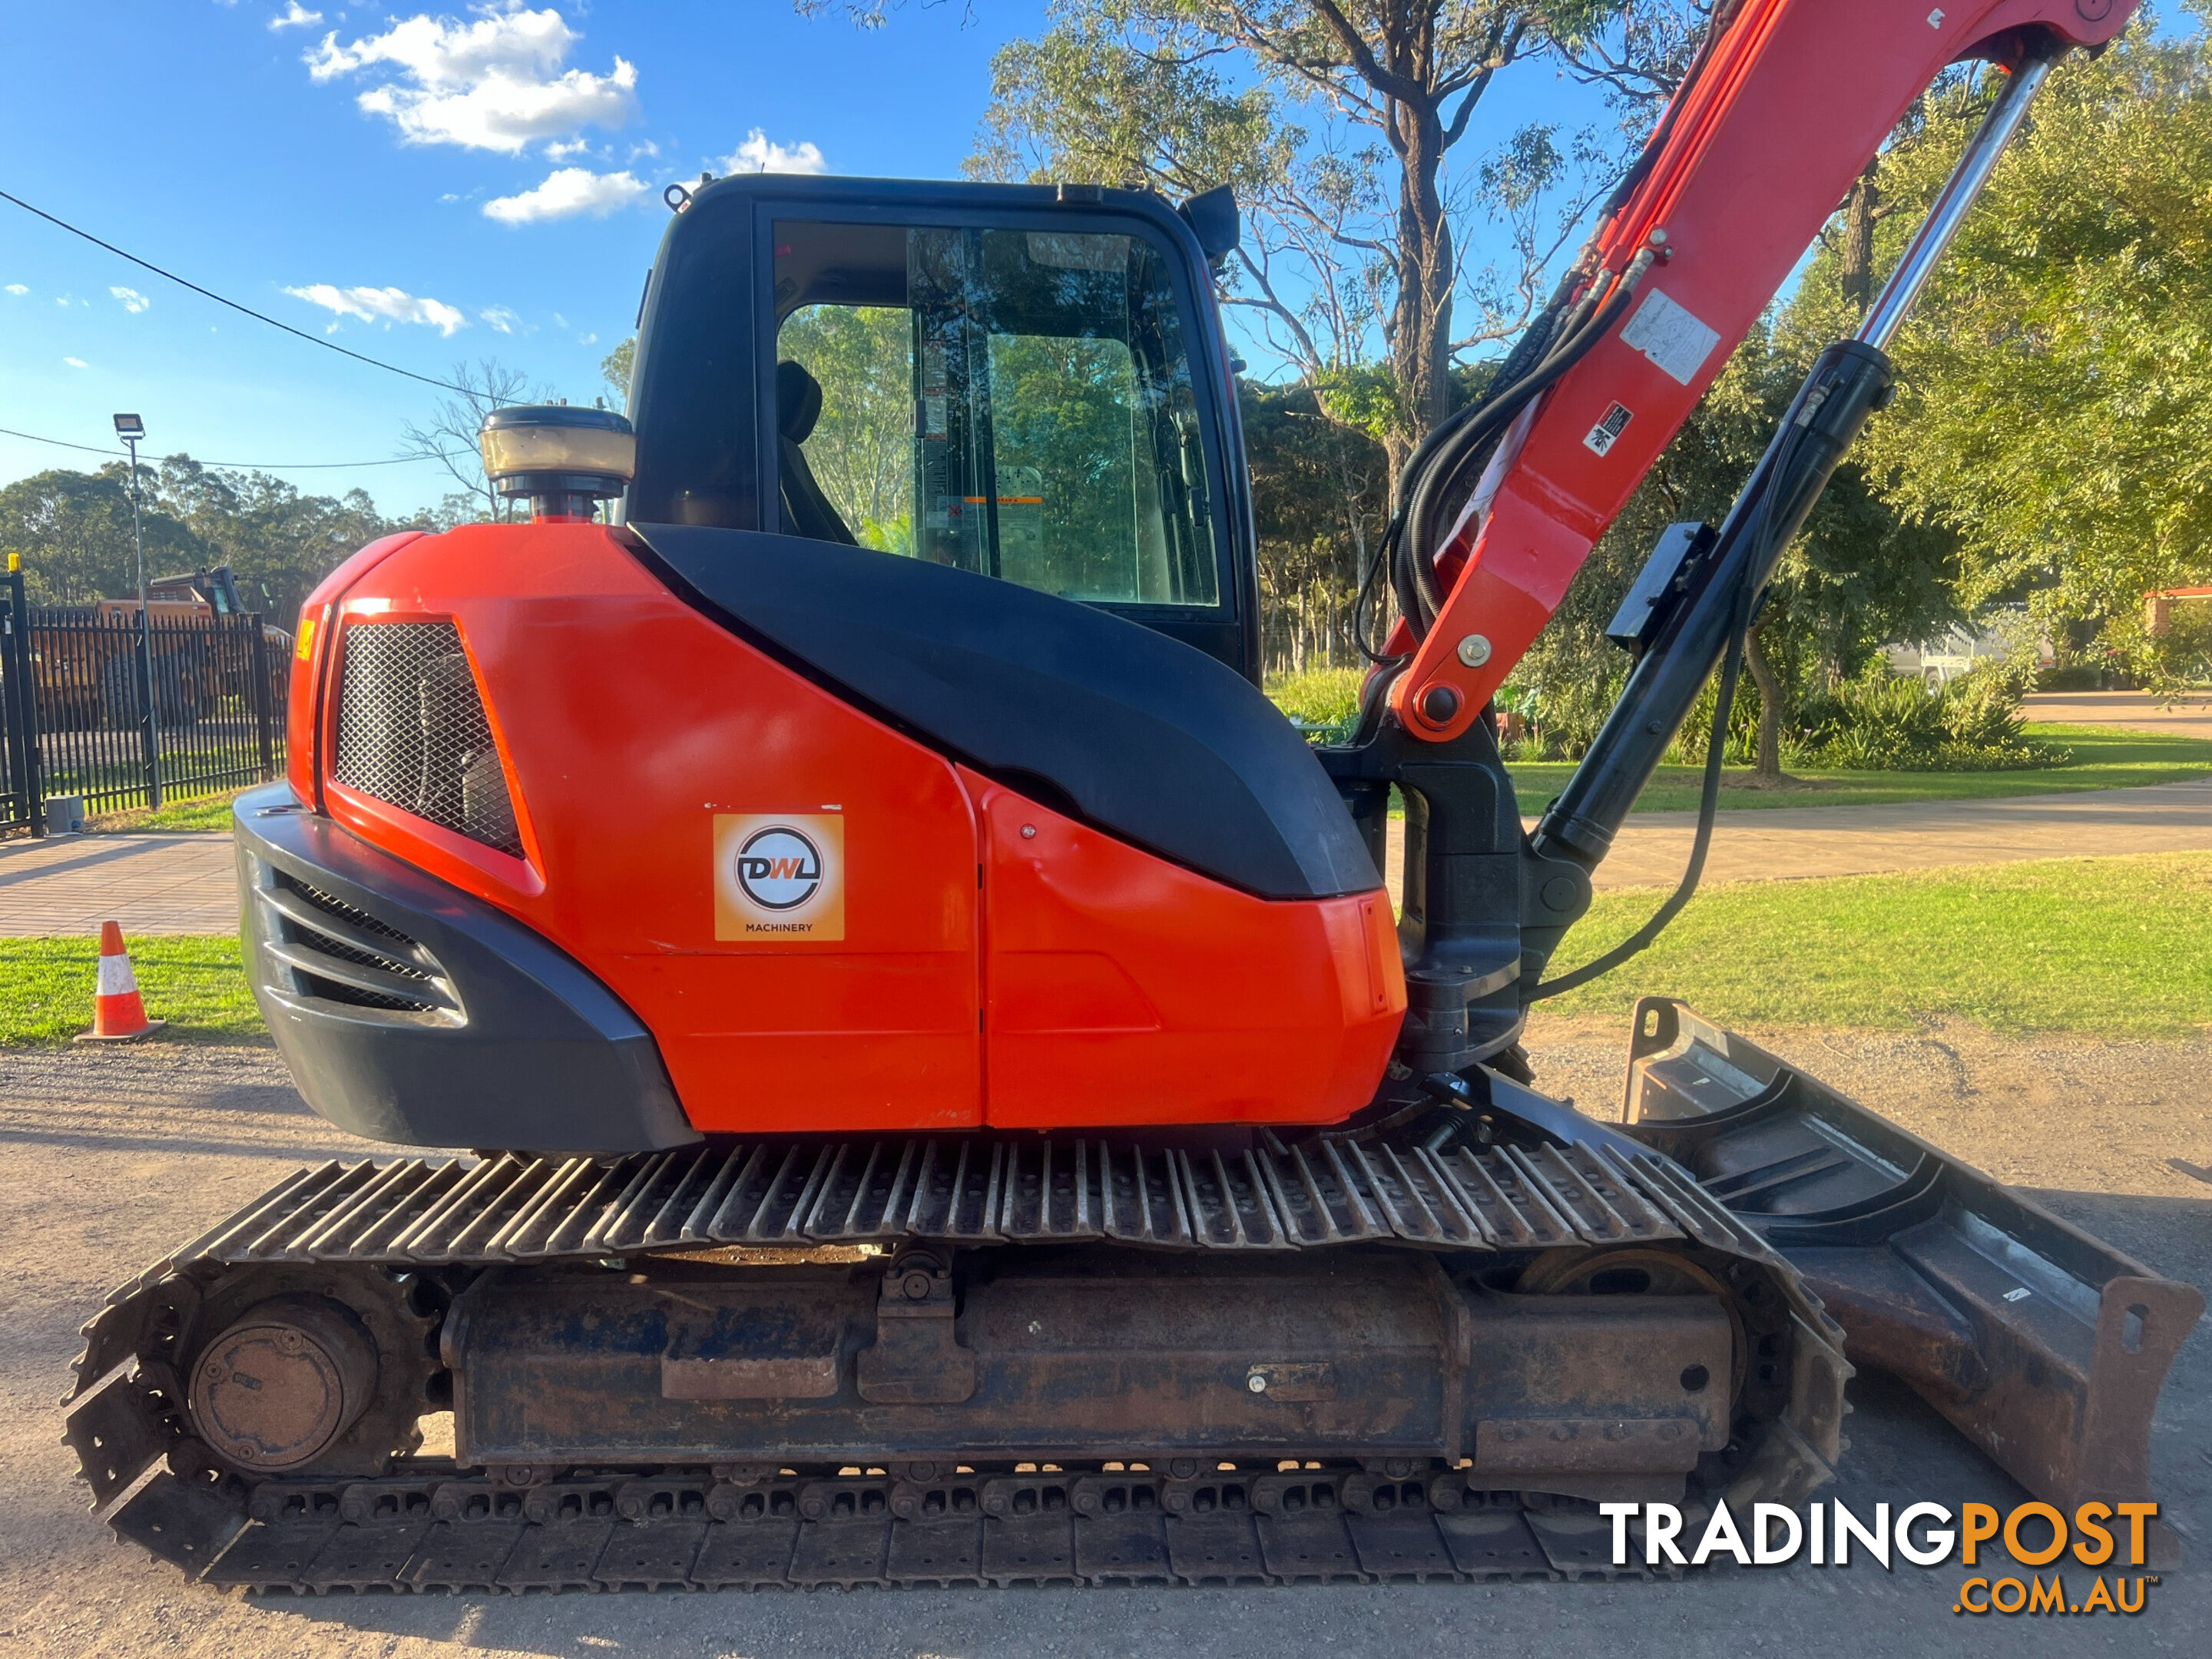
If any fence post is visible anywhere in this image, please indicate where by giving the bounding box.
[247,614,276,782]
[135,604,163,812]
[3,558,43,834]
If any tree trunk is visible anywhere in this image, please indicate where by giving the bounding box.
[1330,423,1369,584]
[1839,157,1880,315]
[1387,95,1455,479]
[1743,621,1786,782]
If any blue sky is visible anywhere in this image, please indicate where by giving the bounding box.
[2,2,1617,518]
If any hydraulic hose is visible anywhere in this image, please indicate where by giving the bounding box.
[1532,340,1894,873]
[1349,0,1744,667]
[1400,262,1643,630]
[1525,472,1767,1001]
[1521,341,1894,1000]
[1363,252,1652,658]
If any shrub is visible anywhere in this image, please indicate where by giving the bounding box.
[1495,670,1626,760]
[1267,665,1365,740]
[2150,603,2212,688]
[1790,668,2068,771]
[2036,662,2108,691]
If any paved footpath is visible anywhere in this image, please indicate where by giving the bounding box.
[1543,773,2212,889]
[0,833,237,936]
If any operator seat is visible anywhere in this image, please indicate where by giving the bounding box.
[776,360,858,546]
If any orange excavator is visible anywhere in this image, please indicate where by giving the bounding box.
[68,0,2199,1591]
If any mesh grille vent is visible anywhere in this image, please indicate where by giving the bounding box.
[331,621,524,856]
[293,919,435,983]
[296,963,438,1015]
[283,875,416,945]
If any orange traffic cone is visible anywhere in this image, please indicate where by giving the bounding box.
[75,922,166,1042]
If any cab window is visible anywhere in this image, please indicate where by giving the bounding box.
[770,220,1220,608]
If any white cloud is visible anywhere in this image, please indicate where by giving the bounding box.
[482,165,645,223]
[721,129,826,174]
[478,304,524,333]
[543,137,594,161]
[307,5,637,154]
[109,286,151,314]
[283,283,469,335]
[63,356,88,369]
[579,330,597,345]
[3,284,26,296]
[269,2,323,29]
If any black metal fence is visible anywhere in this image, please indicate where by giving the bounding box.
[1,567,39,833]
[0,572,288,833]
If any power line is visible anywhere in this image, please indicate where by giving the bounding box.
[0,186,476,396]
[0,423,472,472]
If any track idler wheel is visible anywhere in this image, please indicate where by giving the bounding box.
[186,1296,379,1473]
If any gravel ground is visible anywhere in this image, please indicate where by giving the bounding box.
[0,1031,2204,1658]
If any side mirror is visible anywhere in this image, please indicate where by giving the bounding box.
[1177,185,1240,264]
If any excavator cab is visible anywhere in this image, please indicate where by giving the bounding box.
[628,178,1259,677]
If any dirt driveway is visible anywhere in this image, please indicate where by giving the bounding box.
[2025,690,2212,739]
[0,1027,2204,1658]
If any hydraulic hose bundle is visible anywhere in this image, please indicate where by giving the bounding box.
[1352,252,1655,664]
[1350,6,1748,668]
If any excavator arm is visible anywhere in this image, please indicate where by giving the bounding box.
[1383,0,2135,744]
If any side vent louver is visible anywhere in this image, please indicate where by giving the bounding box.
[259,872,459,1019]
[331,620,524,856]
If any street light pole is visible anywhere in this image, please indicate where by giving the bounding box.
[113,414,161,810]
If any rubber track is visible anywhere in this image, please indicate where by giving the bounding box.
[160,1133,1773,1264]
[196,1468,1674,1591]
[67,1131,1849,1593]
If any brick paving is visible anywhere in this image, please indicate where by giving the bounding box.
[2024,688,2212,737]
[0,834,237,937]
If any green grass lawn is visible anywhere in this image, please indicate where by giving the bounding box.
[89,788,249,833]
[0,935,264,1045]
[1504,724,2212,815]
[1536,850,2212,1038]
[5,851,2206,1046]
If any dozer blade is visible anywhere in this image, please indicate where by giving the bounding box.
[1618,998,2202,1529]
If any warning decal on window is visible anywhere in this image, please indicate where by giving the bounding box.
[1584,402,1634,457]
[1620,289,1721,386]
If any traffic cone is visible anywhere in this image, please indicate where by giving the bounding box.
[74,922,166,1042]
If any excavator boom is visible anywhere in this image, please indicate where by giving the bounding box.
[1385,0,2133,742]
